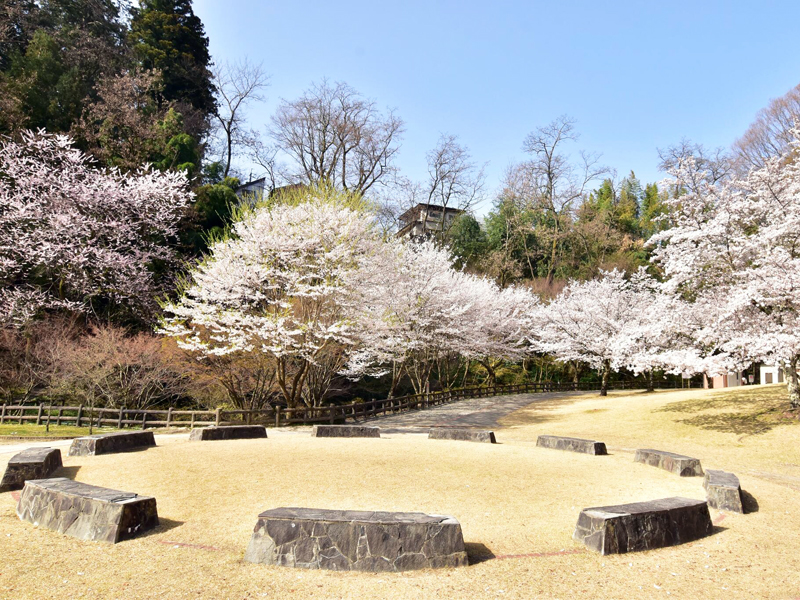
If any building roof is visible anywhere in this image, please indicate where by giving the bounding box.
[397,203,464,223]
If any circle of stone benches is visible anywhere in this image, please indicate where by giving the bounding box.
[0,448,62,493]
[428,428,496,443]
[189,425,267,441]
[244,507,468,571]
[68,431,156,457]
[573,497,712,554]
[311,425,381,438]
[536,435,607,455]
[16,477,158,543]
[634,448,704,477]
[704,469,745,513]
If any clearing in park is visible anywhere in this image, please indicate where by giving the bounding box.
[0,385,799,598]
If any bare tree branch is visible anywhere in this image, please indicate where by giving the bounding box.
[270,80,404,195]
[212,59,270,178]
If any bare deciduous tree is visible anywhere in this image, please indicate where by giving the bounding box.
[658,139,732,192]
[423,134,486,235]
[734,82,800,171]
[520,116,608,285]
[244,128,290,193]
[378,135,485,237]
[212,59,270,178]
[270,80,403,195]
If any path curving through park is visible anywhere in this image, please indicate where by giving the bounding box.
[360,390,589,432]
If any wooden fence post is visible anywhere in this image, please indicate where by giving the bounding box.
[215,407,221,426]
[166,407,173,428]
[76,404,83,428]
[36,404,43,426]
[118,407,124,429]
[275,407,281,428]
[190,412,195,429]
[0,403,5,424]
[141,412,147,430]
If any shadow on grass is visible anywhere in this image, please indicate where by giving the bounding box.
[656,386,796,436]
[140,518,184,537]
[55,465,80,479]
[742,490,760,514]
[499,394,589,428]
[465,542,495,565]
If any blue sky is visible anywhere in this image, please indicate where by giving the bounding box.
[194,0,800,213]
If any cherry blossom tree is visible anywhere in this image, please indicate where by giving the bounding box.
[343,238,537,394]
[650,133,800,407]
[534,269,650,396]
[0,130,191,327]
[459,281,538,386]
[342,239,470,395]
[159,189,387,408]
[617,272,732,390]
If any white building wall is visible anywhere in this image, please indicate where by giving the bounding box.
[759,365,784,385]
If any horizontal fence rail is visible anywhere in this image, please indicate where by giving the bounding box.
[0,379,700,431]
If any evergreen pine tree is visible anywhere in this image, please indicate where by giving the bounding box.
[129,0,216,118]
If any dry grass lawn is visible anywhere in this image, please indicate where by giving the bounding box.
[1,385,799,599]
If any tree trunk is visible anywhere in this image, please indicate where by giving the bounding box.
[600,360,610,397]
[480,360,496,387]
[572,361,579,389]
[647,370,655,393]
[787,355,800,409]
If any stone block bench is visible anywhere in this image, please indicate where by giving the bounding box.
[245,507,468,571]
[0,448,62,493]
[536,435,607,455]
[634,449,704,476]
[311,425,381,438]
[189,425,267,441]
[68,431,156,456]
[704,469,745,513]
[16,477,158,543]
[428,428,496,443]
[573,497,712,555]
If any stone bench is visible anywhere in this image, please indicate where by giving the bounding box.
[536,435,607,455]
[428,428,496,443]
[245,507,468,571]
[573,497,712,555]
[16,477,158,543]
[704,469,745,513]
[311,425,380,438]
[634,448,704,476]
[0,448,62,493]
[68,431,156,456]
[189,425,268,441]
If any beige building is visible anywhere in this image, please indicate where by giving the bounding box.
[396,203,463,238]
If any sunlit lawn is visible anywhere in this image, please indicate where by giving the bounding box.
[0,424,121,439]
[0,385,798,599]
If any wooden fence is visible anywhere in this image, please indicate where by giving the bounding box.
[0,379,698,431]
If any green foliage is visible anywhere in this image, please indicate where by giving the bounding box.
[1,30,83,131]
[129,0,216,116]
[182,177,240,255]
[0,0,129,135]
[202,161,225,185]
[153,109,199,175]
[448,213,487,269]
[640,182,668,238]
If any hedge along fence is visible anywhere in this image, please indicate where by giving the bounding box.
[0,379,698,431]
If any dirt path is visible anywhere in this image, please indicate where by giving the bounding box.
[360,390,588,431]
